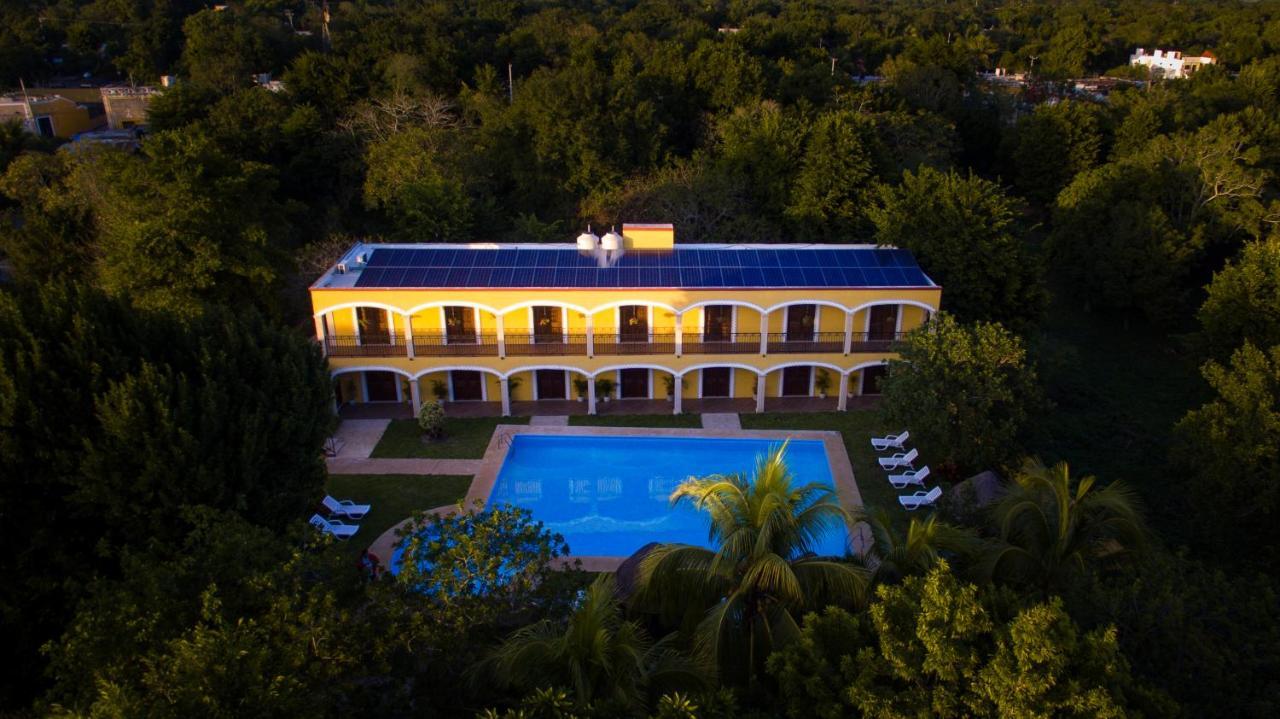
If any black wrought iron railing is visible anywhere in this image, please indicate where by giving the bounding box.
[325,334,403,357]
[683,332,762,355]
[412,332,500,357]
[766,332,847,354]
[592,329,676,355]
[504,333,590,356]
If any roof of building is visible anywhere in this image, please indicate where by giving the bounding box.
[314,242,937,290]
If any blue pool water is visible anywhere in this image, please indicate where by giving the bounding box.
[486,434,851,558]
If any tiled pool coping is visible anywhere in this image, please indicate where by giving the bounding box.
[369,425,867,572]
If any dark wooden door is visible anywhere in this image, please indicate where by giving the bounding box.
[357,307,391,344]
[704,305,732,340]
[533,306,562,342]
[620,369,649,398]
[701,367,732,397]
[535,369,567,400]
[861,365,887,395]
[365,371,399,402]
[444,306,476,343]
[619,305,648,341]
[451,370,484,400]
[868,305,899,341]
[786,305,816,341]
[781,366,812,396]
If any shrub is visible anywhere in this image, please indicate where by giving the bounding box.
[418,400,446,439]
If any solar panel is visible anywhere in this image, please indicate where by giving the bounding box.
[350,246,932,289]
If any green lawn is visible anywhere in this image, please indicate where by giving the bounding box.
[569,413,703,428]
[323,474,472,557]
[370,416,530,459]
[740,410,913,520]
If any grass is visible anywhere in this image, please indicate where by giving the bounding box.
[370,416,530,459]
[323,474,472,557]
[569,412,703,428]
[740,410,908,520]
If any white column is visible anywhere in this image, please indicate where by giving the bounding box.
[404,314,415,359]
[755,374,766,413]
[386,309,396,345]
[837,372,849,411]
[672,374,683,415]
[842,312,854,355]
[313,314,327,357]
[585,315,594,357]
[500,378,511,417]
[674,313,683,356]
[759,310,769,355]
[410,378,423,416]
[587,376,597,415]
[496,314,506,358]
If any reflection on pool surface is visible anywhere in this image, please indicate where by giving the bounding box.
[487,434,850,557]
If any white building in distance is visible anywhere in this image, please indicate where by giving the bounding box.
[1129,48,1216,79]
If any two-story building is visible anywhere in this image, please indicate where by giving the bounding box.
[308,224,941,417]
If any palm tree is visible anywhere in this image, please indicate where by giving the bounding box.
[977,458,1149,592]
[635,442,868,685]
[482,575,707,712]
[856,507,978,584]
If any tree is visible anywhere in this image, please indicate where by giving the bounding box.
[635,443,867,685]
[1198,234,1280,358]
[1174,342,1280,567]
[770,565,1159,718]
[362,126,475,241]
[89,129,294,317]
[179,8,275,92]
[785,110,882,240]
[881,314,1045,475]
[857,508,978,584]
[483,575,707,713]
[1010,100,1105,206]
[0,283,332,704]
[870,167,1045,332]
[0,151,95,285]
[978,459,1150,593]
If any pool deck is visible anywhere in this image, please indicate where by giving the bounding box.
[369,424,868,572]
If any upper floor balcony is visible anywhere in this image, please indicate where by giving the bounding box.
[316,301,919,361]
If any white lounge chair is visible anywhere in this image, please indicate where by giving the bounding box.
[899,486,942,511]
[310,514,359,539]
[871,430,910,451]
[888,466,930,489]
[322,495,371,519]
[878,447,918,470]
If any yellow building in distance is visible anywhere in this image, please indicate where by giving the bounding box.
[308,224,941,416]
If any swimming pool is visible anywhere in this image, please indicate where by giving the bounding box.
[486,434,851,558]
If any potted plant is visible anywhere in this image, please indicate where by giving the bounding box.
[661,374,687,402]
[815,369,831,399]
[595,377,615,402]
[573,377,589,402]
[507,375,523,397]
[430,379,448,401]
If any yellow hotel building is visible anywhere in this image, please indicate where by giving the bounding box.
[309,224,940,417]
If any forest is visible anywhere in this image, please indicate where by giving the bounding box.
[2,1,1280,717]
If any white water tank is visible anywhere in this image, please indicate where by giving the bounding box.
[601,229,623,251]
[576,228,600,252]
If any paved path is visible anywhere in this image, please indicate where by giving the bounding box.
[530,415,569,426]
[326,457,482,475]
[330,419,390,459]
[701,412,741,430]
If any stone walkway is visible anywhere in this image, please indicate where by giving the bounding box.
[330,419,390,459]
[530,415,569,426]
[701,412,741,430]
[326,457,482,475]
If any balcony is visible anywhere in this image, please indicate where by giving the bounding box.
[683,332,762,355]
[767,332,846,354]
[412,332,500,357]
[593,329,676,355]
[504,333,589,356]
[325,334,404,358]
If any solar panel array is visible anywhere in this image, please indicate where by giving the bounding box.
[354,247,932,289]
